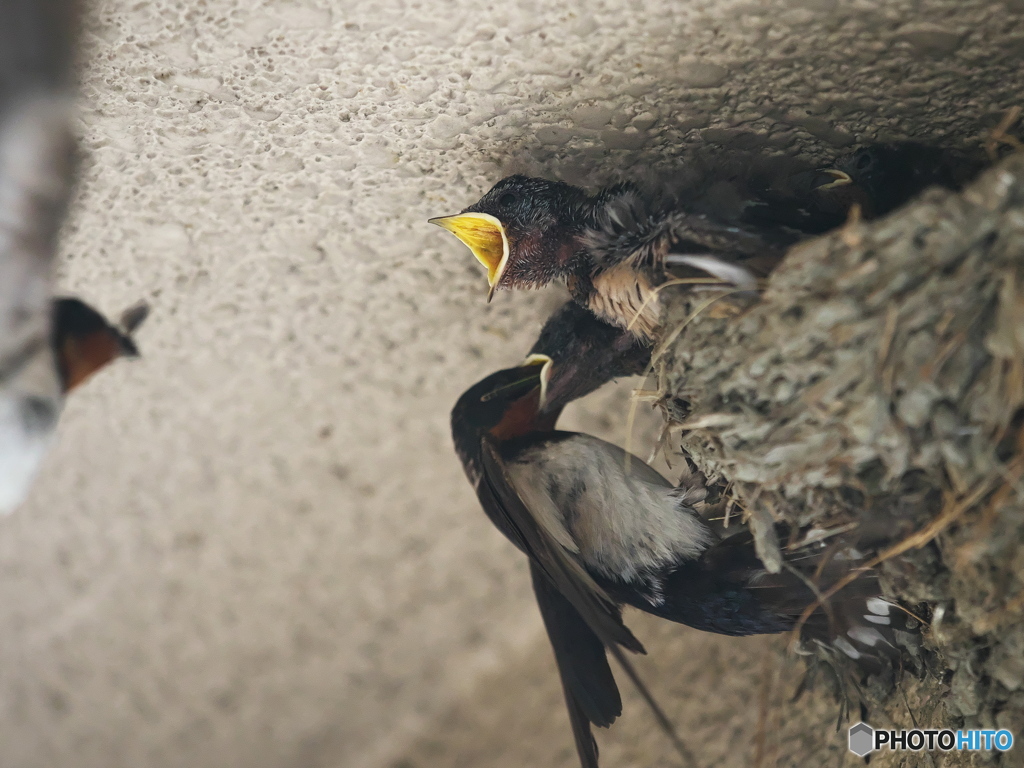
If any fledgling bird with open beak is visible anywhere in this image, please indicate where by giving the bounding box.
[431,144,987,339]
[432,175,793,340]
[0,297,147,513]
[451,302,910,768]
[742,141,989,230]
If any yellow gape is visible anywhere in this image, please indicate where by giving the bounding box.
[429,212,510,300]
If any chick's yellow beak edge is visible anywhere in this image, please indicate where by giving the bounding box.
[430,212,509,300]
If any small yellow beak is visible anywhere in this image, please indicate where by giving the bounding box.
[429,212,509,301]
[816,169,854,190]
[521,353,553,408]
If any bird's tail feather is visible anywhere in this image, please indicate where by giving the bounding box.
[752,540,918,674]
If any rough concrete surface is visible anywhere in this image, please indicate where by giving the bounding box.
[2,1,1023,767]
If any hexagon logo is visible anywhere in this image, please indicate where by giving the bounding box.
[848,722,874,757]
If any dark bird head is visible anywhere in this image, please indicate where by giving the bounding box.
[430,175,591,299]
[834,144,939,198]
[51,297,149,392]
[451,355,554,481]
[827,144,895,216]
[530,303,651,416]
[797,146,924,203]
[830,142,985,217]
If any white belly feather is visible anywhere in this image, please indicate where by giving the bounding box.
[507,434,713,582]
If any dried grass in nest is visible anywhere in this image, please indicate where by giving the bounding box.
[652,152,1024,738]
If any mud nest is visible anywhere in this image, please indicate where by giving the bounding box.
[653,151,1024,760]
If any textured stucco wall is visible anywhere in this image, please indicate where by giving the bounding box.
[2,1,1022,767]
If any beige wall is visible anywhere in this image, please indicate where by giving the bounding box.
[2,0,1021,766]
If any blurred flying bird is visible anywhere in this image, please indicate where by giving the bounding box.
[0,296,147,513]
[0,0,82,514]
[52,297,148,392]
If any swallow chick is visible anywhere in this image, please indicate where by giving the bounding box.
[825,141,988,219]
[432,176,792,339]
[432,144,988,338]
[452,302,910,767]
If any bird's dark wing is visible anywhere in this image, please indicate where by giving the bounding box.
[656,213,792,292]
[583,185,792,277]
[693,528,836,623]
[531,562,621,768]
[698,529,858,621]
[671,529,910,670]
[480,436,644,654]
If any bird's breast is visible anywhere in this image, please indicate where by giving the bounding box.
[506,435,713,583]
[588,262,661,340]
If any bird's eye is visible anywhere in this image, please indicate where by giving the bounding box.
[856,152,873,171]
[498,192,517,207]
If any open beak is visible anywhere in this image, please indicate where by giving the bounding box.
[480,354,552,409]
[520,353,553,409]
[815,169,853,190]
[429,212,509,301]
